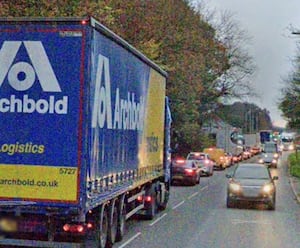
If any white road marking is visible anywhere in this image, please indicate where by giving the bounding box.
[118,232,141,248]
[232,219,272,225]
[149,213,167,226]
[172,200,185,210]
[188,192,199,199]
[200,185,208,191]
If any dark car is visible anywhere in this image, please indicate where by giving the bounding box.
[171,159,201,185]
[258,142,279,168]
[226,163,278,210]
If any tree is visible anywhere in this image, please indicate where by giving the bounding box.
[279,45,300,129]
[191,2,257,127]
[0,0,247,154]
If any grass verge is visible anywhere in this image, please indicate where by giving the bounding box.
[288,152,300,178]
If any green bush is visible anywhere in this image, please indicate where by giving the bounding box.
[288,153,300,178]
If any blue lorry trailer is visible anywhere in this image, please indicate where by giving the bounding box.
[0,17,172,247]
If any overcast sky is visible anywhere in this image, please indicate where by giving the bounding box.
[197,0,300,128]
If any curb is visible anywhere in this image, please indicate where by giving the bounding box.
[287,159,300,204]
[289,176,300,204]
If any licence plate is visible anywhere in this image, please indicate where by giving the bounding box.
[172,175,184,180]
[243,188,259,197]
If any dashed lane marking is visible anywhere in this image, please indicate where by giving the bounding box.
[172,200,185,210]
[232,219,272,225]
[149,213,167,226]
[188,192,199,199]
[117,232,141,248]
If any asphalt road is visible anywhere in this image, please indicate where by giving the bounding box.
[115,153,300,248]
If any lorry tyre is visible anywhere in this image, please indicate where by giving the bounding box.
[107,199,118,247]
[98,204,108,248]
[158,182,169,210]
[116,194,126,242]
[145,184,158,220]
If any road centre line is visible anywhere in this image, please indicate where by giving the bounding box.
[172,200,185,210]
[118,232,141,248]
[200,185,208,191]
[188,192,199,199]
[149,213,167,226]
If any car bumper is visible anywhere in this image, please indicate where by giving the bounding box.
[199,167,210,175]
[228,192,274,204]
[171,174,195,182]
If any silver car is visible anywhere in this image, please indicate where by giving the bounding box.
[186,152,214,176]
[226,163,278,210]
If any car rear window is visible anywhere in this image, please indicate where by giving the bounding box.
[187,154,205,160]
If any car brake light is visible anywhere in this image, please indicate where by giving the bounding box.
[184,168,194,174]
[63,224,85,233]
[81,19,88,25]
[145,196,152,202]
[176,159,185,164]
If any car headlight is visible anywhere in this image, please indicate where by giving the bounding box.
[258,158,264,163]
[280,145,284,149]
[229,183,241,192]
[272,159,277,164]
[262,183,274,194]
[273,153,279,158]
[289,145,294,150]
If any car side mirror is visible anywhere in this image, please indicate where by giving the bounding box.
[272,176,279,180]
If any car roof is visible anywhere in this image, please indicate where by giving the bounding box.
[173,159,195,166]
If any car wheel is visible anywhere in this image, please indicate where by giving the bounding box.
[268,195,276,210]
[226,196,235,208]
[190,176,197,186]
[196,174,200,184]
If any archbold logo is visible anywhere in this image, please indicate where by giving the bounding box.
[0,41,61,92]
[0,41,68,114]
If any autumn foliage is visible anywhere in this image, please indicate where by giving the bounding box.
[0,0,234,154]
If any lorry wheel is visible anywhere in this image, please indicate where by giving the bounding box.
[157,182,169,210]
[116,195,126,242]
[98,204,108,248]
[145,184,158,220]
[107,199,118,247]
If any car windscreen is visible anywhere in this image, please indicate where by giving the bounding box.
[264,144,277,153]
[234,166,270,179]
[187,154,205,160]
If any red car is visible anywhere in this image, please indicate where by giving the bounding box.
[171,159,201,185]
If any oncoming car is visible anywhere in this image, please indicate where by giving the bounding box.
[226,163,278,210]
[258,142,279,168]
[171,159,201,185]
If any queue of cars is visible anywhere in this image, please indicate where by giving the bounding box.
[171,143,281,210]
[171,145,261,185]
